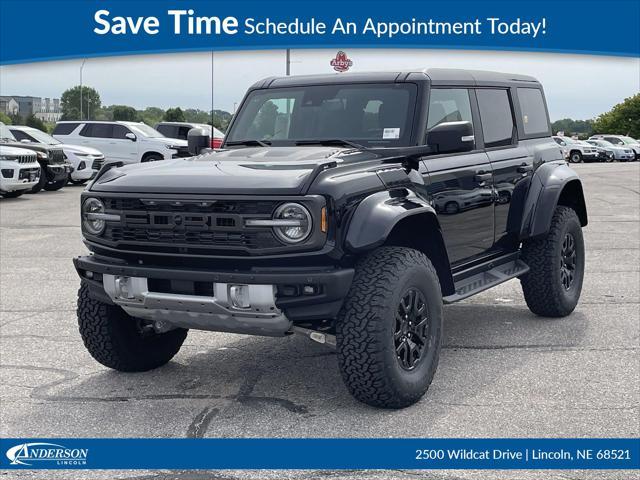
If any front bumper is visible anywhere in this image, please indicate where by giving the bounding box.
[0,164,40,192]
[74,255,354,336]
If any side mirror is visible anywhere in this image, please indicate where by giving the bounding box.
[187,127,211,156]
[125,132,136,141]
[427,121,474,154]
[20,139,32,143]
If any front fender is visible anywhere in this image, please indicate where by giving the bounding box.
[520,161,587,239]
[345,189,436,251]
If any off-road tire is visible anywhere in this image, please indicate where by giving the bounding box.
[77,283,188,371]
[336,246,443,409]
[520,206,584,317]
[1,190,25,198]
[44,178,67,191]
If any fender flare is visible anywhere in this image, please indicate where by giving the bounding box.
[345,190,437,252]
[520,162,588,239]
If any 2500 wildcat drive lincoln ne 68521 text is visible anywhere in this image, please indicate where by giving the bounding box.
[74,69,587,409]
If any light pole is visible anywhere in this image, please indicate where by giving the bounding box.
[286,49,290,76]
[79,59,86,120]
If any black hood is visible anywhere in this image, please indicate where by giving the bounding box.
[91,146,346,195]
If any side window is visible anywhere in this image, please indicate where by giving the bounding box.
[517,88,550,136]
[427,89,474,148]
[476,89,515,148]
[80,124,112,138]
[605,136,623,145]
[11,130,32,142]
[112,125,130,139]
[52,123,79,135]
[177,126,192,140]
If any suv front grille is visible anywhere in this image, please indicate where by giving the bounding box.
[16,154,37,164]
[92,158,105,170]
[49,148,65,164]
[96,197,283,254]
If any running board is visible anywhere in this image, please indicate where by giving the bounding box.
[443,259,529,304]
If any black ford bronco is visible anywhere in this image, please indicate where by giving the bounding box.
[74,69,587,408]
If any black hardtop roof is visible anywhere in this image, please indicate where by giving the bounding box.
[252,68,540,89]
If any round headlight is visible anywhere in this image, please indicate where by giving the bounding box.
[273,203,312,244]
[82,197,106,235]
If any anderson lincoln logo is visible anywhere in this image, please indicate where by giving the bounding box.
[330,51,353,72]
[6,443,88,466]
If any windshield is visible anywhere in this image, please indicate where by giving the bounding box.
[226,83,417,147]
[620,136,638,144]
[597,140,614,147]
[20,127,60,145]
[0,124,17,141]
[129,124,165,138]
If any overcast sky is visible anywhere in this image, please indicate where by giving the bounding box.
[1,49,638,120]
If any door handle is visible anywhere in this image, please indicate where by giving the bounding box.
[517,164,533,173]
[474,172,492,183]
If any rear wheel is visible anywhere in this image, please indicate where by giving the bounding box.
[336,246,443,408]
[520,206,585,317]
[77,283,188,372]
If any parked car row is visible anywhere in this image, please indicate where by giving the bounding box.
[553,134,639,163]
[1,120,227,199]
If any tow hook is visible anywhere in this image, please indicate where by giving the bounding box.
[293,326,336,348]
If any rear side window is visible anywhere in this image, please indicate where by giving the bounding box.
[517,88,550,136]
[177,126,192,140]
[476,89,515,148]
[53,123,79,135]
[80,124,112,138]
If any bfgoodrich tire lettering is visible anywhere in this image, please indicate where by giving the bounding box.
[77,283,187,372]
[520,206,585,317]
[336,246,443,408]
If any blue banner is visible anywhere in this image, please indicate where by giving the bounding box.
[0,0,638,64]
[1,438,639,470]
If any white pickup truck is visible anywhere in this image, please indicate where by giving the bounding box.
[552,136,600,163]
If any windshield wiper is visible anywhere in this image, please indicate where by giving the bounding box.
[295,139,366,149]
[225,139,271,147]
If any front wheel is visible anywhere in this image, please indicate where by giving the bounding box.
[520,206,585,317]
[336,246,443,409]
[44,177,67,191]
[77,284,188,371]
[1,190,25,198]
[569,151,583,163]
[69,178,88,185]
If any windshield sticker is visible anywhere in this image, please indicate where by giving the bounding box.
[383,128,400,139]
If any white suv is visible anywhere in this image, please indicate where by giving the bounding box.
[53,121,189,164]
[588,135,640,160]
[9,125,105,185]
[0,145,41,198]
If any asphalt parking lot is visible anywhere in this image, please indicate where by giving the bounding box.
[1,162,638,480]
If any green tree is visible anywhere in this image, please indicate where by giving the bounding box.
[139,107,165,127]
[25,114,47,131]
[551,118,594,138]
[0,112,11,125]
[60,85,101,120]
[592,94,640,139]
[164,107,185,122]
[112,105,138,121]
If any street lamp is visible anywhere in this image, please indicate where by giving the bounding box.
[79,59,86,120]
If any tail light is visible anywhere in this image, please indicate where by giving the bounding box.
[211,137,223,149]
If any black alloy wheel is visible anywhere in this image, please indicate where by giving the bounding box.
[394,288,430,370]
[560,232,577,290]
